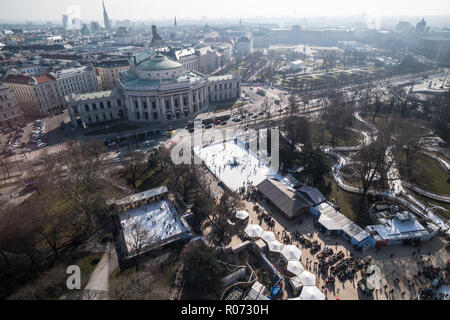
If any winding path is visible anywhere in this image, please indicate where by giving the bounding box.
[323,111,449,233]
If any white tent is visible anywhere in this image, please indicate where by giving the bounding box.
[300,286,325,300]
[286,261,305,276]
[244,224,264,238]
[281,245,302,261]
[235,210,249,220]
[261,231,276,243]
[267,240,284,253]
[296,270,316,286]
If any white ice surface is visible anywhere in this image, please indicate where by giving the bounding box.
[194,139,282,192]
[120,199,186,252]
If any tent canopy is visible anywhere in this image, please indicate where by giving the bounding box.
[236,210,249,220]
[296,270,316,286]
[261,231,276,243]
[300,286,325,300]
[267,240,284,253]
[281,245,302,261]
[287,260,305,276]
[244,224,264,238]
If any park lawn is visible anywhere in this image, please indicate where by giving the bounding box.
[137,166,170,192]
[326,178,372,227]
[310,123,361,147]
[109,249,180,300]
[7,251,103,299]
[405,154,450,197]
[84,124,139,136]
[360,113,429,135]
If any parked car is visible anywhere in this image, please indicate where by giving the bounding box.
[36,142,47,149]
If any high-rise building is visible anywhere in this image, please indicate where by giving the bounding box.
[103,0,111,32]
[62,15,68,29]
[415,18,427,33]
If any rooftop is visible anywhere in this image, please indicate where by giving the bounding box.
[208,74,237,82]
[120,69,206,90]
[134,53,182,71]
[93,59,129,68]
[67,88,120,102]
[257,178,312,218]
[109,186,168,206]
[316,202,370,239]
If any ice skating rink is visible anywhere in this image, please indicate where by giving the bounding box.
[194,139,282,192]
[120,199,187,251]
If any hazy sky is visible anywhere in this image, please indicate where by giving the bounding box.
[1,0,450,22]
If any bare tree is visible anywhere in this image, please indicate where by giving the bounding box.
[121,151,146,189]
[43,140,110,238]
[354,141,388,198]
[126,218,156,272]
[288,94,297,116]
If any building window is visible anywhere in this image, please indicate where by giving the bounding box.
[100,102,104,109]
[92,103,97,111]
[85,104,89,112]
[117,99,122,106]
[107,101,112,108]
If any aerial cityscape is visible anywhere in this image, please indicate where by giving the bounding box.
[0,0,450,305]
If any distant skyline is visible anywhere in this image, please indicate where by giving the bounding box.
[1,0,450,23]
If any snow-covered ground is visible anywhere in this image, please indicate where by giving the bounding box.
[194,139,282,192]
[120,199,187,252]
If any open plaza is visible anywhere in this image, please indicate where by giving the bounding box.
[191,132,449,300]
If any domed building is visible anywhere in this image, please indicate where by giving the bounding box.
[119,51,209,122]
[66,51,240,127]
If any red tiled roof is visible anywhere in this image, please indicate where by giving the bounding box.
[34,75,53,83]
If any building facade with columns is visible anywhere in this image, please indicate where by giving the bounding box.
[66,51,240,128]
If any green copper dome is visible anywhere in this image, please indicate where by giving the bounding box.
[135,54,182,71]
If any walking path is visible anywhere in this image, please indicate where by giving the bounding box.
[323,111,449,233]
[82,243,118,300]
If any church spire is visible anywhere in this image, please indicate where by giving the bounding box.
[102,0,111,31]
[174,15,177,26]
